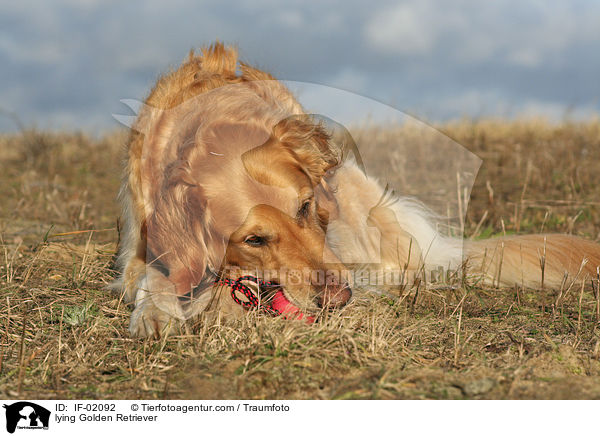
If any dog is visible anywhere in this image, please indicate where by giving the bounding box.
[112,42,600,337]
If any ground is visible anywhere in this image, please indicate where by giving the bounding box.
[1,119,600,399]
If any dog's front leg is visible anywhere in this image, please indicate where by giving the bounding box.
[129,267,186,338]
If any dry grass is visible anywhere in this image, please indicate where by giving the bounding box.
[1,119,600,399]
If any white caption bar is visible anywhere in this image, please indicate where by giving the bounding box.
[0,400,595,435]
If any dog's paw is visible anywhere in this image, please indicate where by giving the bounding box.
[128,271,185,338]
[129,296,181,338]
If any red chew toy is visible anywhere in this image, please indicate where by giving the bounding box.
[271,290,315,324]
[216,275,315,324]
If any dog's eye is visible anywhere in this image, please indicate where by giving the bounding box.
[298,200,311,218]
[244,235,266,247]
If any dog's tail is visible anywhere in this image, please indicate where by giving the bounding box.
[463,234,600,288]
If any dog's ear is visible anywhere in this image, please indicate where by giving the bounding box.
[272,116,340,185]
[145,158,209,296]
[315,176,339,228]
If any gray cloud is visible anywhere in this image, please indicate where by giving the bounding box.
[0,0,598,132]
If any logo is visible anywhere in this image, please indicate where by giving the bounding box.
[2,402,50,434]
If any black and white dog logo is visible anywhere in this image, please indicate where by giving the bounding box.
[2,402,50,434]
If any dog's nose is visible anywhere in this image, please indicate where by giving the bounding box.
[317,282,352,309]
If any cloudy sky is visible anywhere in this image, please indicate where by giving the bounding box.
[0,0,599,132]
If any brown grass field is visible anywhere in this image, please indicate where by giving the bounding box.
[1,118,600,399]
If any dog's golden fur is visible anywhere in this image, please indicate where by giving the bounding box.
[113,43,600,337]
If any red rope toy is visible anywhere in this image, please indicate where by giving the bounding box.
[215,275,315,323]
[215,275,281,315]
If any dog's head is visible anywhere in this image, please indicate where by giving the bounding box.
[144,114,352,315]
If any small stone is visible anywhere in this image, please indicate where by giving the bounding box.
[462,378,496,396]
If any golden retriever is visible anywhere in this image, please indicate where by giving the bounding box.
[112,42,600,337]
